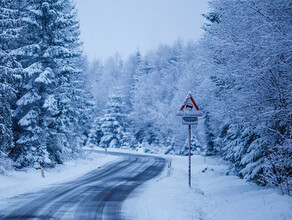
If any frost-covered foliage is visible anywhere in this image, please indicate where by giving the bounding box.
[0,0,23,171]
[85,0,291,194]
[11,0,84,167]
[86,119,103,148]
[88,42,207,153]
[98,89,135,149]
[0,0,94,170]
[179,133,204,156]
[200,0,292,194]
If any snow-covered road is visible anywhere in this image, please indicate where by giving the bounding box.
[0,150,291,220]
[0,151,166,219]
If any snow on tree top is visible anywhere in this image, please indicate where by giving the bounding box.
[35,68,53,84]
[16,91,41,106]
[24,63,42,77]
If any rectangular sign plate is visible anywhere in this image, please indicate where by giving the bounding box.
[182,117,198,125]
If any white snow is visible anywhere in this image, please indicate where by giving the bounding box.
[16,91,41,107]
[123,154,292,220]
[43,46,71,58]
[9,44,40,57]
[0,150,119,208]
[23,62,42,77]
[0,149,291,220]
[43,95,59,115]
[35,68,53,84]
[18,109,38,126]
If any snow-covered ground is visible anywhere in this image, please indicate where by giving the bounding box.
[123,155,292,220]
[0,150,119,207]
[1,149,291,220]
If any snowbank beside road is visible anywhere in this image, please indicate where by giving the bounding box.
[123,155,292,220]
[0,150,119,206]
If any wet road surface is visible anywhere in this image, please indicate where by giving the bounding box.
[0,151,166,220]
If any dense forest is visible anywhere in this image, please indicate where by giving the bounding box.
[0,0,291,195]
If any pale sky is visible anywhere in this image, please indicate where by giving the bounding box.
[75,0,209,60]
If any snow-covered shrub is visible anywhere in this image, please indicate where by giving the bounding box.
[0,153,14,175]
[263,143,292,196]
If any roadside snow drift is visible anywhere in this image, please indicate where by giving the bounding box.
[123,155,292,220]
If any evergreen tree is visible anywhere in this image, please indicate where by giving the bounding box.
[11,0,86,167]
[180,133,203,156]
[201,0,292,192]
[99,90,133,149]
[86,118,103,148]
[0,0,24,170]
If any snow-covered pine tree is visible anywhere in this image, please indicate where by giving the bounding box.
[81,58,105,147]
[9,0,51,167]
[180,132,203,156]
[12,62,52,167]
[202,0,292,192]
[0,77,15,172]
[86,118,103,148]
[39,0,86,164]
[0,0,24,170]
[11,0,86,167]
[99,89,133,149]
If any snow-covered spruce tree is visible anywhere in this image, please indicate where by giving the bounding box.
[39,0,86,164]
[180,133,203,156]
[11,0,86,167]
[0,0,25,171]
[0,78,15,172]
[82,58,106,148]
[63,55,96,150]
[202,0,292,191]
[99,89,133,149]
[9,0,50,168]
[81,58,102,139]
[86,118,103,148]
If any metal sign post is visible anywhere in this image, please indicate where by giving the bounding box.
[188,124,191,187]
[177,92,203,188]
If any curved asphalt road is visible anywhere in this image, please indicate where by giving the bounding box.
[0,151,166,220]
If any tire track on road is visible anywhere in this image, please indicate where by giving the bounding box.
[1,152,166,220]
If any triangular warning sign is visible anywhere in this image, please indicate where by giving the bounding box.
[177,92,203,117]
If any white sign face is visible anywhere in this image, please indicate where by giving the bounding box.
[182,117,198,125]
[177,92,203,117]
